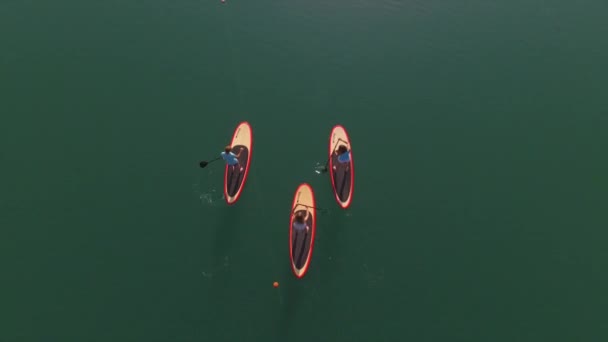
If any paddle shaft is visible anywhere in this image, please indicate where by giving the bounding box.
[323,139,342,171]
[200,156,221,168]
[294,204,329,213]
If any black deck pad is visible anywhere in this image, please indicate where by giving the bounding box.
[331,155,352,202]
[291,209,313,269]
[226,145,249,197]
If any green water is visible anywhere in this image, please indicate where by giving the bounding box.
[1,0,607,341]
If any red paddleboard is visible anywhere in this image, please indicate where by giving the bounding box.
[289,183,317,278]
[224,122,253,205]
[328,125,354,209]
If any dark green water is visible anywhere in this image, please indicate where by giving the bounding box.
[1,0,607,341]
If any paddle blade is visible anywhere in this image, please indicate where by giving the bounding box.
[314,164,328,174]
[199,161,208,168]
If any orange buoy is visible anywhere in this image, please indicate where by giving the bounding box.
[273,281,279,288]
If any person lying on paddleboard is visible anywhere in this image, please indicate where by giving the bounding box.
[221,145,243,171]
[333,144,351,172]
[292,211,310,233]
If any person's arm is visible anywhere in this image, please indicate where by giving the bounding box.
[231,147,243,158]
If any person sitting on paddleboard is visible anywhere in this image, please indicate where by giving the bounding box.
[333,144,351,172]
[292,211,310,233]
[221,145,243,171]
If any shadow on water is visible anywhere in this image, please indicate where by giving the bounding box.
[275,272,310,341]
[211,205,241,266]
[206,202,243,298]
[204,203,244,340]
[316,202,347,307]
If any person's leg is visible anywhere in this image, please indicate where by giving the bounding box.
[230,161,241,172]
[333,158,342,171]
[232,153,243,171]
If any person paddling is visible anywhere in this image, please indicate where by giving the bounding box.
[221,145,243,171]
[292,211,310,233]
[333,144,351,172]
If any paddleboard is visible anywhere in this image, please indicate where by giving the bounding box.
[328,125,354,209]
[224,121,253,205]
[289,183,317,278]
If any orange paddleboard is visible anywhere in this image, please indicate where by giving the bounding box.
[289,183,317,278]
[224,122,253,205]
[328,125,354,208]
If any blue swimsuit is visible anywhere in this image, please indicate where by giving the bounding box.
[337,151,350,163]
[221,151,239,166]
[293,221,307,231]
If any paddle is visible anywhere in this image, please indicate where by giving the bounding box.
[293,204,330,214]
[316,140,341,174]
[199,157,221,168]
